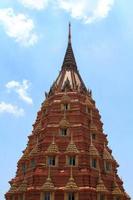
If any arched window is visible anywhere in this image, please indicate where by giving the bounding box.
[44,192,50,200]
[61,103,70,111]
[60,128,68,136]
[104,161,111,172]
[64,103,69,110]
[91,158,97,169]
[68,156,76,166]
[48,156,56,166]
[92,133,96,140]
[68,192,75,200]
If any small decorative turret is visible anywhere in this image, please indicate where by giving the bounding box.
[103,143,113,160]
[29,137,39,156]
[61,92,71,103]
[46,135,59,154]
[9,182,18,193]
[59,112,70,129]
[41,167,55,191]
[66,133,79,154]
[17,179,27,192]
[96,172,108,193]
[89,135,99,157]
[65,167,79,191]
[90,110,98,132]
[112,174,124,196]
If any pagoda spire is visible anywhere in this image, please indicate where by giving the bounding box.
[68,22,71,44]
[62,23,77,70]
[5,23,130,200]
[48,23,88,94]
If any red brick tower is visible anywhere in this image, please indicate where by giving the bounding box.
[5,24,130,200]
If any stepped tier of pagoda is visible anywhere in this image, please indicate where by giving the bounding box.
[5,24,130,200]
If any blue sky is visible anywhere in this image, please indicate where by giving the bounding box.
[0,0,133,199]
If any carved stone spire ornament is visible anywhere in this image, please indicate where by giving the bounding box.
[66,132,79,154]
[89,134,99,157]
[46,134,59,154]
[41,167,55,191]
[112,173,124,196]
[96,172,108,193]
[65,167,79,191]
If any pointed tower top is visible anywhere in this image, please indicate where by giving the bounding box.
[62,23,77,70]
[48,23,88,95]
[68,22,71,44]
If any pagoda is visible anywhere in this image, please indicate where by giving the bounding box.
[5,24,130,200]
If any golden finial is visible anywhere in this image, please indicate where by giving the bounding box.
[47,166,51,180]
[70,132,73,144]
[52,133,55,144]
[70,166,74,180]
[98,171,102,181]
[64,108,66,119]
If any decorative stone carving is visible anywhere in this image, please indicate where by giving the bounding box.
[17,179,27,192]
[59,113,70,128]
[66,133,79,154]
[41,167,55,191]
[96,173,108,193]
[9,182,18,193]
[46,136,59,154]
[61,93,71,103]
[65,167,79,191]
[89,136,99,157]
[103,144,113,160]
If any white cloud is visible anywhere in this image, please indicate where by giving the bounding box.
[0,8,38,46]
[19,0,49,10]
[0,102,24,117]
[6,80,33,105]
[57,0,114,23]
